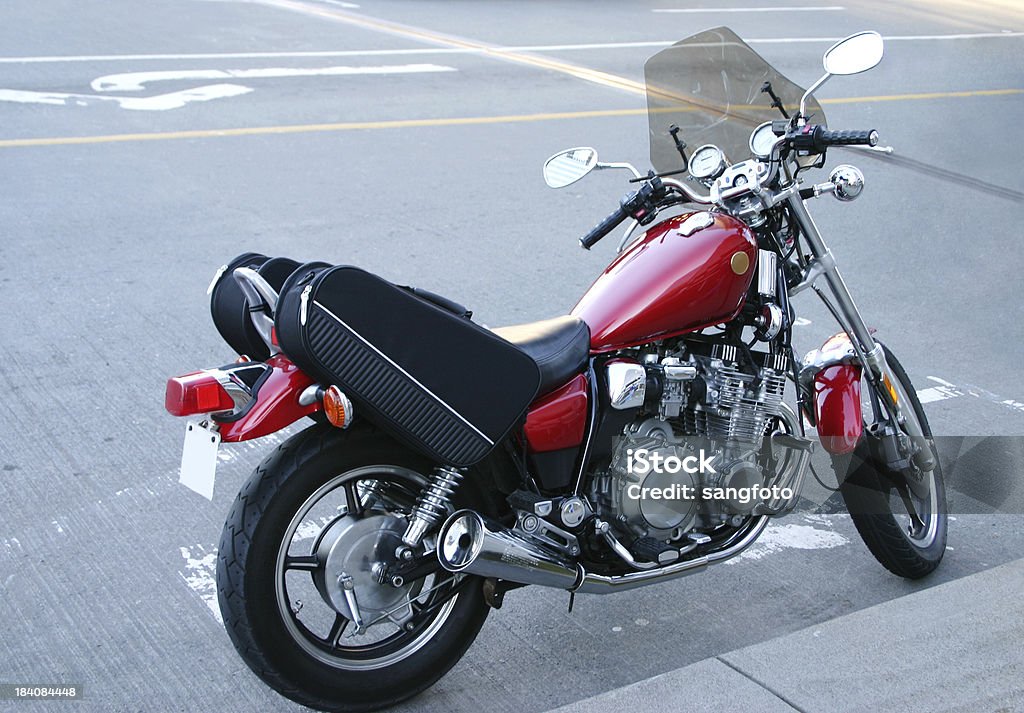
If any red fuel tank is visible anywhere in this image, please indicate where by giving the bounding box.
[572,212,757,352]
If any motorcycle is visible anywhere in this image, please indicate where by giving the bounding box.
[165,27,946,712]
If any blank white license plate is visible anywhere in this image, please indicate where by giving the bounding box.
[179,421,220,500]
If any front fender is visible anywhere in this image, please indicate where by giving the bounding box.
[800,333,863,455]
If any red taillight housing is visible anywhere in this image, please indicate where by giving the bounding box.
[165,371,235,417]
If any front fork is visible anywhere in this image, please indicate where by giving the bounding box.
[786,195,934,487]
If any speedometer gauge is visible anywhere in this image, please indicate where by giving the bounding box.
[688,145,726,180]
[749,121,780,160]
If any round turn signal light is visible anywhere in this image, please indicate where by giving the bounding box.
[323,385,354,429]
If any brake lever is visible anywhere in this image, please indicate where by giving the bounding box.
[615,218,640,253]
[845,144,895,155]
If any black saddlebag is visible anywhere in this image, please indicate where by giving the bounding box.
[209,254,306,360]
[209,252,269,359]
[276,266,542,467]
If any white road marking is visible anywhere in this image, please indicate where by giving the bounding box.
[295,516,333,541]
[653,6,845,13]
[1,33,1020,64]
[179,545,223,624]
[0,84,252,111]
[793,317,812,327]
[912,375,1024,415]
[925,376,1024,415]
[2,64,454,112]
[91,63,456,92]
[726,515,849,564]
[917,383,963,404]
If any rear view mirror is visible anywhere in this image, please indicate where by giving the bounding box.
[543,147,598,188]
[823,31,884,76]
[800,31,884,117]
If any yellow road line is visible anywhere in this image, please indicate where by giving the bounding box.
[820,88,1022,103]
[0,89,1019,149]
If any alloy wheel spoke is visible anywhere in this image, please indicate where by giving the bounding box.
[284,555,319,571]
[895,483,926,534]
[343,480,365,517]
[326,613,349,647]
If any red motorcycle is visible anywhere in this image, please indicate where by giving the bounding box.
[166,27,946,712]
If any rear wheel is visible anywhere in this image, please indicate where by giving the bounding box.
[834,346,948,579]
[217,424,490,712]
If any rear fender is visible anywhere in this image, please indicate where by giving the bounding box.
[213,355,321,442]
[800,333,863,455]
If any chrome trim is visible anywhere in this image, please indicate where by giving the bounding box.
[233,267,279,313]
[678,211,715,237]
[558,496,589,530]
[298,384,323,407]
[517,511,581,557]
[799,72,832,121]
[437,509,770,595]
[829,164,865,201]
[574,516,769,594]
[324,385,354,429]
[594,160,643,179]
[571,362,600,495]
[615,218,641,254]
[438,511,584,590]
[606,361,646,410]
[789,249,835,296]
[595,519,658,571]
[757,249,777,298]
[207,364,266,412]
[402,466,465,548]
[314,301,495,447]
[756,303,784,340]
[232,267,279,352]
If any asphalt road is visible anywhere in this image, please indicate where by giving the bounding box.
[0,0,1022,711]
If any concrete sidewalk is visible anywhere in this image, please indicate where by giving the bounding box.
[549,558,1024,713]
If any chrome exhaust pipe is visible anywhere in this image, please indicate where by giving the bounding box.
[438,510,584,590]
[437,509,770,594]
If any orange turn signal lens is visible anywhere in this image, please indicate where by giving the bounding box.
[882,373,899,405]
[323,385,353,429]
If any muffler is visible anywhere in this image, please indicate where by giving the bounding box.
[438,510,584,590]
[437,509,769,594]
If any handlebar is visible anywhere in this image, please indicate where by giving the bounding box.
[577,123,879,249]
[580,205,630,249]
[789,125,878,153]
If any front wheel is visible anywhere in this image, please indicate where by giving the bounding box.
[217,424,490,712]
[834,346,948,579]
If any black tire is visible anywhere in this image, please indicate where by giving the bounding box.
[835,346,947,579]
[217,423,491,712]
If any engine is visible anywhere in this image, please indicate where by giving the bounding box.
[590,344,804,544]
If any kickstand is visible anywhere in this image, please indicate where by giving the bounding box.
[567,591,575,614]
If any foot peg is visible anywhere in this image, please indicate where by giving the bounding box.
[630,536,680,565]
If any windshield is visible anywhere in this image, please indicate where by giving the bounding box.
[645,27,825,173]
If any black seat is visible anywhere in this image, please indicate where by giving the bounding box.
[493,316,590,396]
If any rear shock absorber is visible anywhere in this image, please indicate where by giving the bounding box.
[400,466,465,553]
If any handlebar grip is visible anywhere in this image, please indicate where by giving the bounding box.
[819,128,879,147]
[790,125,879,152]
[580,205,629,250]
